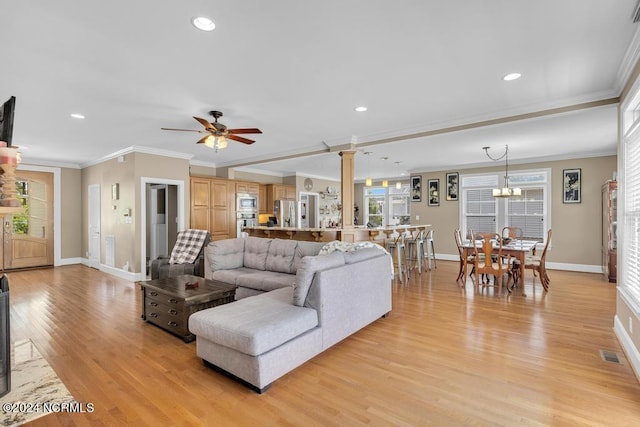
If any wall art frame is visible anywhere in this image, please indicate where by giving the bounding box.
[428,178,440,206]
[446,172,458,201]
[410,175,422,202]
[563,168,581,203]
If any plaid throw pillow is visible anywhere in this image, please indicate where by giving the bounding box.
[169,229,209,264]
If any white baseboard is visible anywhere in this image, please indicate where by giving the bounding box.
[614,315,640,383]
[57,257,84,266]
[545,262,603,274]
[78,258,143,281]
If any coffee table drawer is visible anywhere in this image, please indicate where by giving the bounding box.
[145,307,188,337]
[145,289,186,312]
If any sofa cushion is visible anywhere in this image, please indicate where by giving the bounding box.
[236,270,296,292]
[293,251,345,306]
[211,267,256,285]
[243,237,272,271]
[208,239,245,271]
[266,239,298,274]
[188,287,318,356]
[292,241,325,272]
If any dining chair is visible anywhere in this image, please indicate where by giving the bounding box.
[512,229,552,291]
[454,228,477,283]
[501,226,524,242]
[472,232,513,292]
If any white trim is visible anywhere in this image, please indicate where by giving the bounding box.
[139,177,185,278]
[614,315,640,383]
[619,287,640,318]
[616,25,640,95]
[19,158,81,169]
[81,146,193,169]
[17,164,62,267]
[59,257,83,266]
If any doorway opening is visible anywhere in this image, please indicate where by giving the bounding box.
[140,178,185,279]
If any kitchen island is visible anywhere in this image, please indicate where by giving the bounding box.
[243,224,431,243]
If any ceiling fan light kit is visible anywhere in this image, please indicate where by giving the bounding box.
[161,110,261,152]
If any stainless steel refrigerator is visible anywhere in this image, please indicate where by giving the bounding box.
[274,200,300,228]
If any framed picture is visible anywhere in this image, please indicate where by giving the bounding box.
[428,179,440,206]
[563,168,581,203]
[446,172,459,201]
[410,175,422,202]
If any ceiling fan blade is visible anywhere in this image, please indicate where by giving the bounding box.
[193,116,215,130]
[195,135,213,145]
[161,127,206,133]
[228,128,262,135]
[227,134,255,144]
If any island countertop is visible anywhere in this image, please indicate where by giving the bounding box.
[243,224,432,242]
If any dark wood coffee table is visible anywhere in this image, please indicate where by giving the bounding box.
[138,275,236,342]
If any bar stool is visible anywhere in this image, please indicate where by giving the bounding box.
[406,229,427,274]
[424,228,437,270]
[385,233,409,283]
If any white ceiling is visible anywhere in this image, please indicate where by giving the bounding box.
[1,1,638,181]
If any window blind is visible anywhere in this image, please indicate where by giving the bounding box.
[622,126,640,304]
[507,188,544,240]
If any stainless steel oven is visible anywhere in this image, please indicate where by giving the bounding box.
[237,212,257,236]
[236,193,258,212]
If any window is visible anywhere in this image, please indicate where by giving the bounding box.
[460,170,550,242]
[363,184,410,226]
[620,90,640,309]
[364,187,385,227]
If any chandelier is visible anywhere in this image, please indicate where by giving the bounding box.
[482,145,521,198]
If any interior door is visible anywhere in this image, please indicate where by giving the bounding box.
[3,171,54,270]
[88,184,100,269]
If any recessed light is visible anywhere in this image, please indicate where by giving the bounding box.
[354,106,368,112]
[192,16,215,31]
[503,73,521,81]
[70,113,85,119]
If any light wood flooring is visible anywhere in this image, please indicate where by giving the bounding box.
[7,261,640,426]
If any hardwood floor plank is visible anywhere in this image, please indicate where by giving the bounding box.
[5,263,640,426]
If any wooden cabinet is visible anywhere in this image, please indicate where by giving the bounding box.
[236,182,259,194]
[602,180,617,283]
[258,184,267,214]
[190,177,235,241]
[264,184,296,215]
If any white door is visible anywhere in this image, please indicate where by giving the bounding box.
[88,184,100,269]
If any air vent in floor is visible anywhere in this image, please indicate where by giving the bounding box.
[599,349,622,364]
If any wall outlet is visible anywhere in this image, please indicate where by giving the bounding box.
[630,317,633,334]
[415,215,420,221]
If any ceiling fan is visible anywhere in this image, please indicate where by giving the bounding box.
[161,110,262,151]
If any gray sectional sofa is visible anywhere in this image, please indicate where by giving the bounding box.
[188,237,392,393]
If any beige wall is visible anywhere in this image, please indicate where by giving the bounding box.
[81,153,190,274]
[408,155,616,266]
[60,167,82,259]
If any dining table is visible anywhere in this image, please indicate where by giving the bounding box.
[462,239,539,296]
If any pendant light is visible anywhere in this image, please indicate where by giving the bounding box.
[482,145,521,197]
[363,151,372,186]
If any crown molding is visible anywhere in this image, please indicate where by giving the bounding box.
[616,25,640,94]
[80,145,193,168]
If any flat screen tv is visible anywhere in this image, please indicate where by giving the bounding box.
[0,96,16,147]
